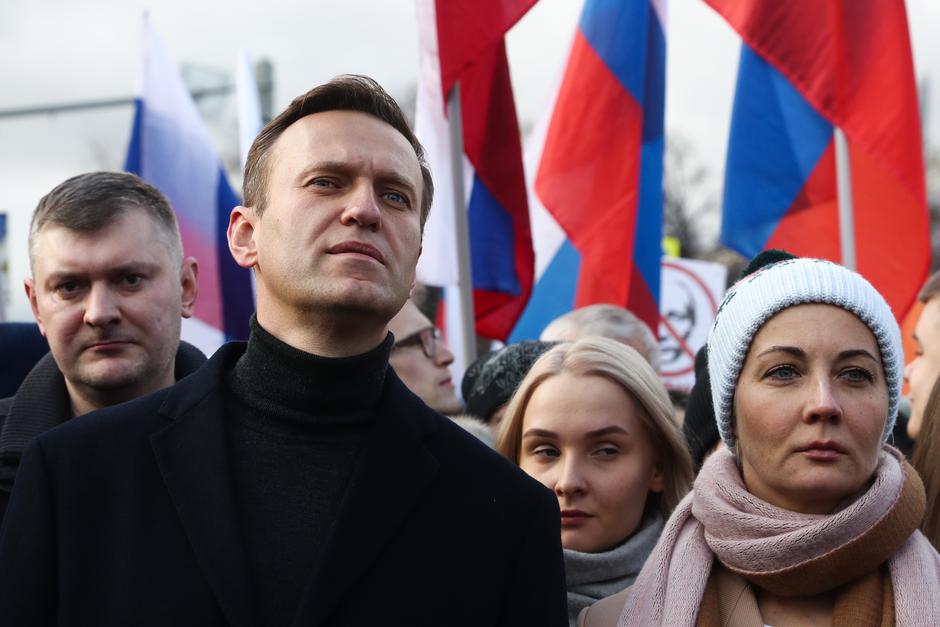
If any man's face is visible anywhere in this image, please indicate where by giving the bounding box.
[905,298,940,438]
[25,210,196,406]
[388,301,462,415]
[248,110,423,324]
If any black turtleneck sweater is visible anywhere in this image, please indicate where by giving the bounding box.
[225,316,391,627]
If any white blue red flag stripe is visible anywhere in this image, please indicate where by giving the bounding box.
[511,0,666,340]
[712,0,928,319]
[415,0,536,343]
[125,17,253,353]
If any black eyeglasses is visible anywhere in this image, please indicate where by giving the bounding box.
[392,326,441,360]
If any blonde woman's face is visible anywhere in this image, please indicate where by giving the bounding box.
[518,373,663,553]
[733,304,888,515]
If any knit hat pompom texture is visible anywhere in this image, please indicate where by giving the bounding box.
[707,258,903,449]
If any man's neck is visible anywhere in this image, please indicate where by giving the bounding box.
[65,372,175,418]
[255,306,389,358]
[68,394,107,418]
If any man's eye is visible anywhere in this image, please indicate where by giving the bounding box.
[56,281,82,296]
[310,178,338,189]
[382,191,410,206]
[122,274,144,288]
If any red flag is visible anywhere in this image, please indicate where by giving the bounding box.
[436,0,537,96]
[432,0,537,339]
[709,0,929,319]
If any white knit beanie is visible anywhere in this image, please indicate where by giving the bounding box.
[707,258,903,449]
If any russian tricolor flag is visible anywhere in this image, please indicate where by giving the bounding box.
[125,16,254,354]
[415,0,537,372]
[511,0,666,341]
[712,0,929,319]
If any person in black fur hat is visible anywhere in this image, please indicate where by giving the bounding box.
[462,340,558,430]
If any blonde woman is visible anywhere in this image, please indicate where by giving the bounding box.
[496,337,693,626]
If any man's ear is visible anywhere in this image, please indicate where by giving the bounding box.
[179,257,199,319]
[23,278,46,337]
[228,206,258,269]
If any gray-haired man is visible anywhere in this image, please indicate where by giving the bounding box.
[0,171,204,522]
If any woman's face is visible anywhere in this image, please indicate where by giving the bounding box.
[734,304,888,514]
[518,373,663,552]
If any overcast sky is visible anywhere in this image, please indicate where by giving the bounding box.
[1,0,938,321]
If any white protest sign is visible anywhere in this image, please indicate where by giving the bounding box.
[658,257,727,392]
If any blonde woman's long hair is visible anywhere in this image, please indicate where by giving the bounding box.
[495,337,693,516]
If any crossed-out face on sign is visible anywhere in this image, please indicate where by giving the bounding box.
[658,259,726,390]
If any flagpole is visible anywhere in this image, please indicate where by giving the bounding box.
[834,127,856,271]
[446,81,478,363]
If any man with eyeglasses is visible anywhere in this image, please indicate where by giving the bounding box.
[388,299,462,415]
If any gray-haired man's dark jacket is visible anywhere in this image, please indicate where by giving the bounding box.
[0,341,206,523]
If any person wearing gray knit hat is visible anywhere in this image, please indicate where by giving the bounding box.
[707,256,904,450]
[580,257,940,627]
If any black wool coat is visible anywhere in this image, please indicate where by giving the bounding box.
[0,341,207,523]
[0,343,568,626]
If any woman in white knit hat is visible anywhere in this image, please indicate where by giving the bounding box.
[579,257,940,627]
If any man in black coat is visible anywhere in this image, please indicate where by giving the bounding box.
[0,75,568,626]
[0,171,204,523]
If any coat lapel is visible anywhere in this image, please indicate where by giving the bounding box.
[150,345,255,627]
[292,373,440,626]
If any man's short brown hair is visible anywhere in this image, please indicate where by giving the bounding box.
[920,270,940,304]
[243,74,434,228]
[29,171,182,268]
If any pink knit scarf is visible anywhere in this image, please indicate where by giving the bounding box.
[617,447,940,626]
